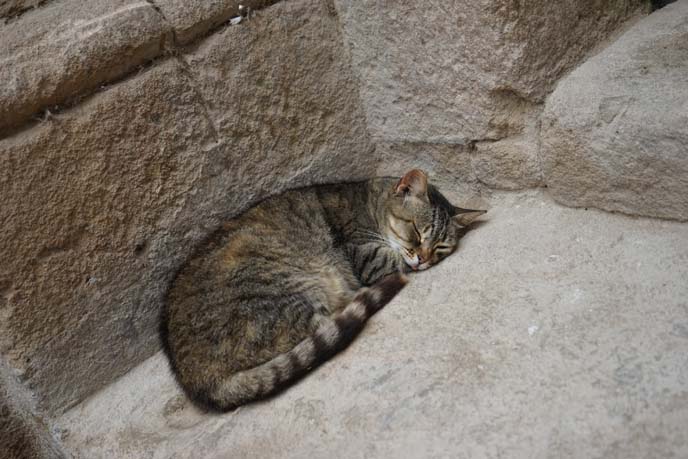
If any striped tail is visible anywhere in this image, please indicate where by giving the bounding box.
[206,273,409,411]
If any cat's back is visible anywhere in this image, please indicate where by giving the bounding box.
[217,180,372,253]
[166,187,339,304]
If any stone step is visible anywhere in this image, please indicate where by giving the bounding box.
[58,190,688,459]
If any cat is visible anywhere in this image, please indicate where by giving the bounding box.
[160,169,485,411]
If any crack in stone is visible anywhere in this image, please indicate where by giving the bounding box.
[143,0,180,46]
[173,54,221,144]
[0,57,166,140]
[131,1,223,143]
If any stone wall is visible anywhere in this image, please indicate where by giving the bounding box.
[335,0,650,189]
[336,0,649,143]
[5,0,686,452]
[0,0,374,419]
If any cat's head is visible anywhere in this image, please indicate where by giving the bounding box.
[383,169,485,271]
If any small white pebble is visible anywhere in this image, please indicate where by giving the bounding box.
[528,325,539,336]
[230,16,242,25]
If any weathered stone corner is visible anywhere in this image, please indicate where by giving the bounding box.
[541,0,688,221]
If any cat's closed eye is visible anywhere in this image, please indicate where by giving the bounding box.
[434,243,453,254]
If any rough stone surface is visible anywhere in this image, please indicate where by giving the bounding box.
[472,137,544,190]
[374,142,481,200]
[334,0,650,143]
[0,0,374,416]
[0,59,217,415]
[0,358,66,459]
[181,0,374,191]
[542,1,688,221]
[152,0,280,45]
[471,107,544,190]
[58,190,688,459]
[0,0,172,135]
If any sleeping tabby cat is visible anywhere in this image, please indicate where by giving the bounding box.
[161,169,484,411]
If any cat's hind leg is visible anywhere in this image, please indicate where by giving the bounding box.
[207,273,408,410]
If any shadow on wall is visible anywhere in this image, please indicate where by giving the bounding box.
[653,0,677,9]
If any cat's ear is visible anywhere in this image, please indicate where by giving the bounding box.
[394,169,428,199]
[452,206,486,226]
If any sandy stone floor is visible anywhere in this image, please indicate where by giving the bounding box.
[58,190,688,459]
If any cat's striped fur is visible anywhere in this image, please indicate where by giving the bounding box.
[161,170,484,411]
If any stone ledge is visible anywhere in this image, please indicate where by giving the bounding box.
[0,0,172,136]
[58,190,688,459]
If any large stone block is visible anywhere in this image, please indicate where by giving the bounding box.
[182,0,375,189]
[0,0,171,135]
[0,59,219,415]
[334,0,650,144]
[541,0,688,221]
